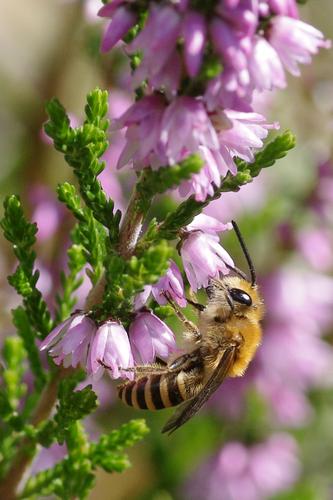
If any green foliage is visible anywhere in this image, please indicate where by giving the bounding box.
[100,239,172,322]
[45,88,121,243]
[0,195,53,338]
[150,131,296,241]
[54,375,98,444]
[20,420,149,499]
[136,155,203,212]
[55,242,86,322]
[57,183,106,285]
[90,419,149,473]
[12,307,46,391]
[0,338,26,428]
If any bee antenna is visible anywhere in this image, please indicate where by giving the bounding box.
[231,220,256,286]
[225,263,248,281]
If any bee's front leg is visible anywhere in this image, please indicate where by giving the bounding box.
[163,292,202,342]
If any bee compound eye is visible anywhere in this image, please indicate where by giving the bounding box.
[229,288,252,306]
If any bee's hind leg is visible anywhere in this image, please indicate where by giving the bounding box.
[98,360,171,379]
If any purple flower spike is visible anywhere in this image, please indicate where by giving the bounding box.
[129,311,177,364]
[180,215,234,291]
[183,11,207,77]
[89,321,134,380]
[152,260,187,308]
[99,5,137,53]
[40,313,96,369]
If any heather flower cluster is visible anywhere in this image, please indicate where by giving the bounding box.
[99,0,329,201]
[40,214,233,379]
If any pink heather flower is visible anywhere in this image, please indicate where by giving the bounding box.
[184,434,300,500]
[213,109,279,175]
[204,68,253,112]
[179,150,222,201]
[129,311,177,363]
[215,0,259,34]
[268,0,299,18]
[183,11,207,77]
[112,95,166,170]
[40,313,96,368]
[269,16,331,77]
[129,4,181,90]
[160,97,219,165]
[134,261,186,309]
[99,3,137,53]
[249,36,286,91]
[180,215,233,290]
[88,320,134,380]
[152,260,187,307]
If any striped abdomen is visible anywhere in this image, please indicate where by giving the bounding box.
[118,372,188,411]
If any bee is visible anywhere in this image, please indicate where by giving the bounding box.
[116,221,264,434]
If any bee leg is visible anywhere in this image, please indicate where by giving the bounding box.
[186,297,205,312]
[98,360,169,376]
[126,365,169,375]
[168,351,202,372]
[163,292,201,342]
[187,290,205,312]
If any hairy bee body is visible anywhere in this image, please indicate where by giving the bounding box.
[116,222,265,433]
[118,277,264,416]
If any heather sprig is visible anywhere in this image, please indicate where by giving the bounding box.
[1,195,53,339]
[45,89,121,243]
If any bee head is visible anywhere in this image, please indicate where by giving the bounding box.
[205,276,264,323]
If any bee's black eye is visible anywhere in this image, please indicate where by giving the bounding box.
[229,288,252,306]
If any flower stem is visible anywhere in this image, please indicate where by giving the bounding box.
[86,179,154,309]
[117,185,146,259]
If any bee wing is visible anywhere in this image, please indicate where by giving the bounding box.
[161,347,236,435]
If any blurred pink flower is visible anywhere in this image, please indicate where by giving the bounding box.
[249,36,286,91]
[264,268,333,334]
[31,443,67,475]
[268,0,298,17]
[297,227,333,271]
[180,215,233,290]
[40,313,96,368]
[184,434,300,500]
[269,16,331,77]
[88,320,134,380]
[30,185,65,242]
[99,2,137,53]
[129,311,177,363]
[183,11,207,77]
